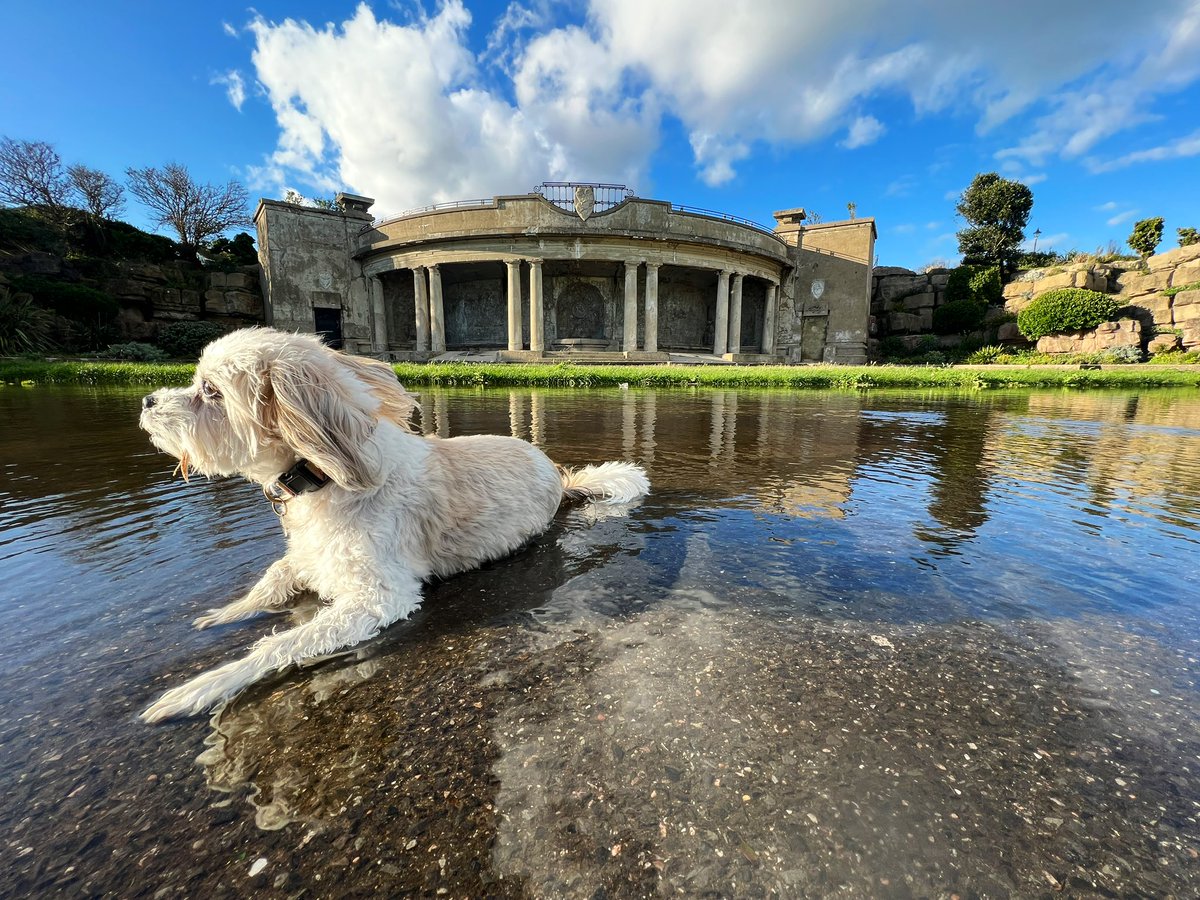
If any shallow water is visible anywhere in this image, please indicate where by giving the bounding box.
[1,384,1199,897]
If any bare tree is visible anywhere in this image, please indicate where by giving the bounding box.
[0,137,72,216]
[68,164,124,219]
[125,162,250,251]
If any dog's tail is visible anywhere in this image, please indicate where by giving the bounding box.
[560,461,650,505]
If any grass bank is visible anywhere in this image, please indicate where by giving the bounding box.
[4,359,1200,390]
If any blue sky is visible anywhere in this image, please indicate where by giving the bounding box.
[3,1,1198,269]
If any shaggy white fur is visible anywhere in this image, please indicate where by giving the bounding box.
[138,327,649,722]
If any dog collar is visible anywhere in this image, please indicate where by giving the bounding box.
[262,459,330,517]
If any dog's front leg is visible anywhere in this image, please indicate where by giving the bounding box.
[141,568,422,723]
[193,557,301,629]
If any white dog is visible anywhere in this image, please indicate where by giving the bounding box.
[138,327,649,722]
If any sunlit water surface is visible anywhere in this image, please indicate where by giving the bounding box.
[2,385,1198,897]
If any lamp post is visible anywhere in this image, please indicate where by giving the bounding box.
[1033,228,1042,253]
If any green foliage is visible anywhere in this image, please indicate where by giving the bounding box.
[967,266,1002,306]
[9,275,118,322]
[1147,350,1200,365]
[98,341,168,362]
[943,266,975,304]
[205,231,257,266]
[156,320,223,358]
[0,291,56,354]
[1164,281,1200,299]
[96,219,180,262]
[933,299,987,335]
[0,206,65,253]
[955,173,1034,273]
[1016,288,1121,340]
[1014,249,1068,269]
[1128,217,1164,258]
[964,345,1004,364]
[1179,227,1199,248]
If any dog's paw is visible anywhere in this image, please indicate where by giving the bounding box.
[140,662,246,723]
[192,608,227,630]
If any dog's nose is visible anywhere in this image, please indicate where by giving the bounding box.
[142,394,157,410]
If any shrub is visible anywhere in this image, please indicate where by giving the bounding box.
[933,298,987,335]
[964,344,1004,364]
[942,266,975,305]
[1017,288,1121,340]
[1177,227,1198,248]
[1128,217,1164,259]
[157,320,223,358]
[0,291,56,354]
[99,341,168,361]
[967,266,1002,306]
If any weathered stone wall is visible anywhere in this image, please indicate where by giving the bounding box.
[776,216,876,363]
[254,199,375,349]
[1036,319,1142,355]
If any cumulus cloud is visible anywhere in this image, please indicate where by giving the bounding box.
[841,115,886,149]
[1086,128,1200,172]
[240,0,1200,206]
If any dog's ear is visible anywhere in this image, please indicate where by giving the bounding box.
[335,354,421,432]
[263,346,380,490]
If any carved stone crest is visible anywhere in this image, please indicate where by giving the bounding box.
[811,279,825,300]
[573,185,595,222]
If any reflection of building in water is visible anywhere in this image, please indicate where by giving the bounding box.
[254,184,876,364]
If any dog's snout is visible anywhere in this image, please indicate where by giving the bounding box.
[142,394,157,410]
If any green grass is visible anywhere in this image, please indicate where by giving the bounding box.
[4,359,1200,390]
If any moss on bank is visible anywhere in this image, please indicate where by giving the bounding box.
[4,359,1200,390]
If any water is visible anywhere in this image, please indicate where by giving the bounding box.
[2,385,1199,897]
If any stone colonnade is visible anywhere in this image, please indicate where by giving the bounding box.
[369,258,780,357]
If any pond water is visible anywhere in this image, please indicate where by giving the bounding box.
[2,384,1199,897]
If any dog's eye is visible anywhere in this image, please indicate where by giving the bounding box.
[200,379,222,401]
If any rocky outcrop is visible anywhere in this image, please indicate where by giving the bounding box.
[871,243,1200,357]
[1036,319,1141,355]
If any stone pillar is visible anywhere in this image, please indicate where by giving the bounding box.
[369,276,388,352]
[623,260,640,351]
[762,282,778,355]
[506,260,522,351]
[413,267,430,352]
[714,269,731,356]
[728,273,744,355]
[529,258,544,352]
[428,264,446,353]
[644,262,660,354]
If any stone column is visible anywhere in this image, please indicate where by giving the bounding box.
[428,264,446,353]
[413,267,430,352]
[369,276,388,352]
[762,282,778,355]
[623,260,640,351]
[506,260,522,351]
[728,273,744,355]
[529,258,544,352]
[644,262,660,353]
[714,270,731,356]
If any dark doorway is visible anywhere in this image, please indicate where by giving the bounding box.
[314,307,344,349]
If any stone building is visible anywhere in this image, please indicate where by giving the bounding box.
[254,183,875,363]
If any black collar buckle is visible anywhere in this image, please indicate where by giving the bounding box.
[263,460,330,517]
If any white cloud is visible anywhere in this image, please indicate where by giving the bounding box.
[1018,172,1047,186]
[1106,209,1139,227]
[212,70,246,111]
[892,223,916,234]
[241,0,1200,204]
[886,175,917,197]
[1095,201,1119,211]
[222,21,238,38]
[1086,128,1200,172]
[841,115,886,149]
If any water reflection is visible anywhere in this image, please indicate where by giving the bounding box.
[3,384,1200,896]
